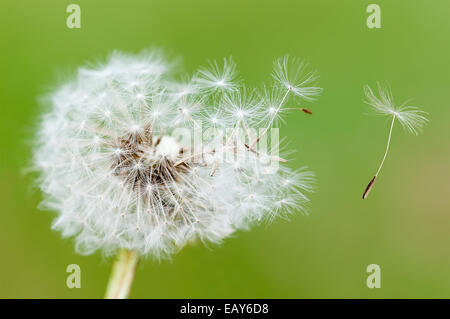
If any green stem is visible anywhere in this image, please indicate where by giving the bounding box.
[104,248,139,299]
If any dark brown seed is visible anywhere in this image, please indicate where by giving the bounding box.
[301,108,313,115]
[362,176,377,199]
[112,128,189,193]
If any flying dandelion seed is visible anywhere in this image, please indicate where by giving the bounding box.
[362,83,428,199]
[33,50,321,298]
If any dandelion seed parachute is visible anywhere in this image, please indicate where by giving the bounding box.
[34,50,321,259]
[362,83,428,199]
[364,83,428,135]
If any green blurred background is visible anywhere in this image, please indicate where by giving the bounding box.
[1,0,449,298]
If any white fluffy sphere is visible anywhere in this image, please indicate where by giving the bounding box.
[34,51,319,258]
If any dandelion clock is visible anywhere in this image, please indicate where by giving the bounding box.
[33,50,321,298]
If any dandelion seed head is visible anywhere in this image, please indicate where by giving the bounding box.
[34,50,320,259]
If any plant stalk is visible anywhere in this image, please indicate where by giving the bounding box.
[104,248,139,299]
